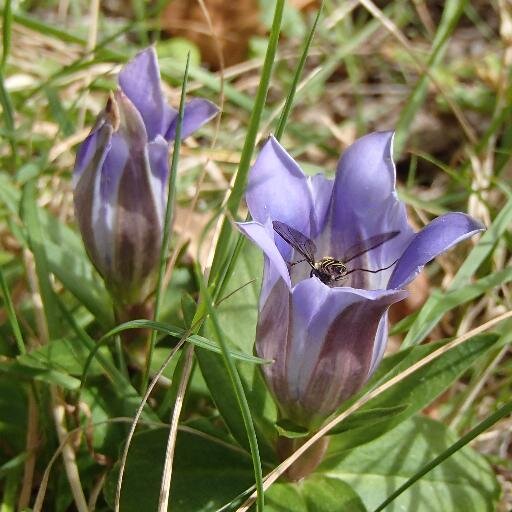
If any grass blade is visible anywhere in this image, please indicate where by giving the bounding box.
[196,266,264,512]
[2,0,12,72]
[274,2,323,141]
[403,193,512,347]
[0,265,26,354]
[394,0,468,155]
[102,319,268,364]
[141,54,191,394]
[208,0,285,286]
[20,180,60,340]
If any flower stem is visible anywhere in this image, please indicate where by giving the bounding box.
[276,435,330,482]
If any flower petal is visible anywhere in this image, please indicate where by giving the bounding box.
[369,315,388,375]
[256,276,407,424]
[147,135,170,223]
[165,98,219,141]
[289,280,407,419]
[73,123,113,273]
[310,173,333,236]
[73,121,112,185]
[388,212,485,290]
[246,136,315,237]
[237,220,292,297]
[112,141,162,303]
[329,132,414,268]
[118,47,175,141]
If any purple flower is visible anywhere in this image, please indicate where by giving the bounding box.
[73,47,218,305]
[238,132,484,428]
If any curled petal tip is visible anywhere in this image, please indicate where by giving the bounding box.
[388,212,485,290]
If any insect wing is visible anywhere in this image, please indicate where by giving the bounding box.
[272,220,317,262]
[343,231,400,263]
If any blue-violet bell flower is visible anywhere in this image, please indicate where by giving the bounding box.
[73,47,218,305]
[238,132,484,428]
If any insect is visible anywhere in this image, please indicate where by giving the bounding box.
[272,220,399,285]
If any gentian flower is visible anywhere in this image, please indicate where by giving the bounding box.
[73,47,218,305]
[238,132,484,429]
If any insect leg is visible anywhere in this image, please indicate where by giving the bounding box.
[342,258,399,278]
[289,258,307,267]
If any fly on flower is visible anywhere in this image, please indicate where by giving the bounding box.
[272,220,399,285]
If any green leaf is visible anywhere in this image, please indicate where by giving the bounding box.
[16,337,104,376]
[20,180,61,339]
[0,172,113,326]
[0,360,81,389]
[327,404,409,435]
[197,242,277,452]
[275,419,310,439]
[0,377,27,456]
[320,416,499,512]
[103,428,254,512]
[265,476,367,512]
[102,319,267,364]
[373,400,512,511]
[329,334,498,453]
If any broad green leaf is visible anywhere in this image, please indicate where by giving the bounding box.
[320,416,499,512]
[265,476,367,512]
[21,180,61,339]
[45,239,113,326]
[16,337,105,376]
[327,404,408,435]
[328,334,498,453]
[103,428,254,512]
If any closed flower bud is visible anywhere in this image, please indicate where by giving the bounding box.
[73,47,218,305]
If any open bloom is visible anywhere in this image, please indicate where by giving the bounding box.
[238,132,484,428]
[73,47,218,305]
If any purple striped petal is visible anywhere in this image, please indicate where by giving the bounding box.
[256,276,407,425]
[329,132,413,267]
[119,47,175,141]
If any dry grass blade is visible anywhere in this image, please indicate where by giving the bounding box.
[157,344,196,512]
[237,309,512,511]
[114,336,189,512]
[33,417,166,511]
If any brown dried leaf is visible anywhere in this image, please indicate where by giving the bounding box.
[161,0,262,69]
